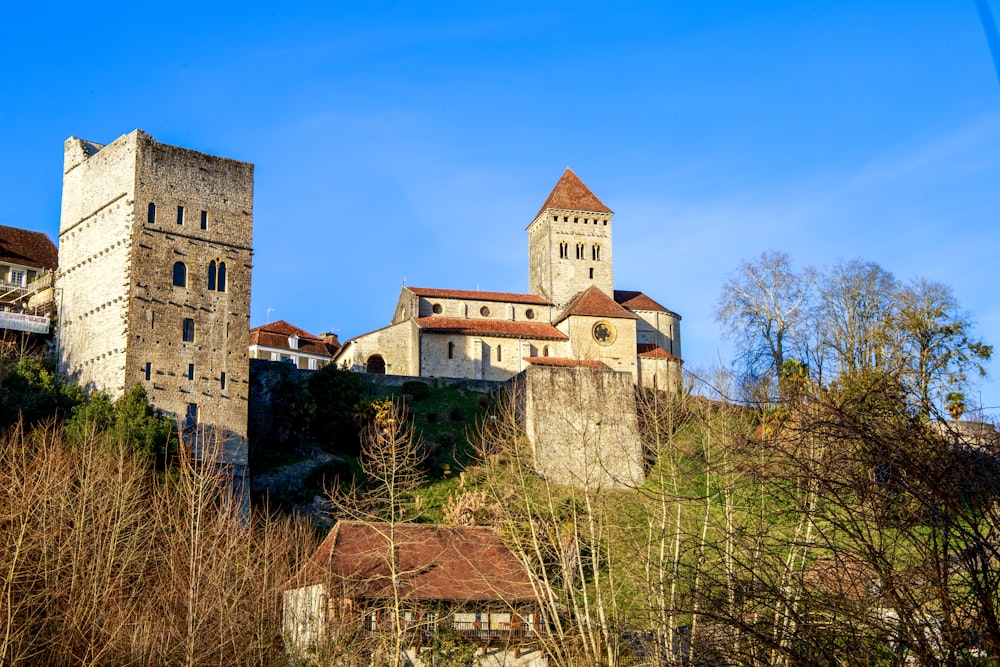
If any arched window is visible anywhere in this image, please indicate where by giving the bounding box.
[543,345,550,357]
[172,262,187,287]
[217,262,227,292]
[208,261,217,291]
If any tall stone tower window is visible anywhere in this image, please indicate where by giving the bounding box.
[176,206,185,225]
[592,244,601,261]
[172,262,187,287]
[200,210,208,230]
[208,260,228,292]
[447,341,454,359]
[576,243,585,259]
[144,363,151,381]
[559,242,568,258]
[147,203,156,223]
[187,363,194,380]
[497,345,502,362]
[221,372,227,390]
[182,318,195,343]
[185,403,198,430]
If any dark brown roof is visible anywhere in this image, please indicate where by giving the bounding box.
[287,521,541,602]
[533,168,613,220]
[614,290,679,317]
[416,317,568,340]
[249,319,339,357]
[524,357,610,370]
[407,287,551,306]
[636,344,681,361]
[556,286,637,324]
[0,225,58,271]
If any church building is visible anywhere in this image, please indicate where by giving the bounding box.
[333,169,682,391]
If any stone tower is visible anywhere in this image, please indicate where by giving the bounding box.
[58,130,253,477]
[527,168,614,310]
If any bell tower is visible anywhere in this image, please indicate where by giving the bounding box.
[527,169,614,310]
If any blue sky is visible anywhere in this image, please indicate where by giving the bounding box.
[3,1,999,416]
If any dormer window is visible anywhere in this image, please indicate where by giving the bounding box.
[288,334,299,350]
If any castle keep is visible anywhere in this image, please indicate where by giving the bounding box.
[58,130,253,474]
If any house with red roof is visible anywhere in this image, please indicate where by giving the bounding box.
[248,319,340,370]
[0,224,58,333]
[282,520,549,665]
[333,169,682,391]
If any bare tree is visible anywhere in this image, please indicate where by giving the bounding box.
[716,251,813,398]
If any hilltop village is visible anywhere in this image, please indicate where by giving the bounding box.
[4,130,1000,667]
[2,129,682,491]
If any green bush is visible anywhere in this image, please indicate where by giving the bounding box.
[401,380,430,401]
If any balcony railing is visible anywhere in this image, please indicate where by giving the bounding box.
[366,616,539,643]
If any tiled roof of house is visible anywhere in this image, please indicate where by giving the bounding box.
[0,225,58,270]
[636,343,681,361]
[524,357,610,370]
[533,168,613,220]
[556,285,637,324]
[614,290,679,317]
[286,521,541,602]
[406,286,552,306]
[249,319,339,357]
[416,317,568,340]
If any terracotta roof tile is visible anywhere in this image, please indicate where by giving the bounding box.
[614,290,679,317]
[636,344,681,361]
[0,225,58,270]
[249,320,338,356]
[556,286,637,324]
[416,317,568,340]
[533,168,613,221]
[407,287,551,306]
[524,357,610,369]
[287,521,541,602]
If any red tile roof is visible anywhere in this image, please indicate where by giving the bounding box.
[636,344,681,361]
[614,290,679,317]
[416,317,568,340]
[524,357,610,370]
[287,521,541,602]
[0,225,58,270]
[249,319,339,356]
[406,286,551,306]
[556,286,637,324]
[533,168,613,220]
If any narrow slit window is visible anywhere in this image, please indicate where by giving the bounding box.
[200,210,207,230]
[497,345,502,362]
[147,203,156,223]
[144,362,151,381]
[589,267,595,279]
[187,363,194,380]
[208,261,217,291]
[182,318,195,343]
[177,206,184,225]
[217,262,226,292]
[220,372,227,390]
[448,341,454,359]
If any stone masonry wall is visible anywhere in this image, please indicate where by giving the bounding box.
[528,208,613,310]
[522,365,644,488]
[58,133,138,394]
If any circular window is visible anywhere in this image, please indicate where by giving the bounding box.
[432,303,442,314]
[525,308,535,320]
[480,306,491,317]
[592,321,617,346]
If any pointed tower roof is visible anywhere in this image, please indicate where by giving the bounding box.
[534,168,613,220]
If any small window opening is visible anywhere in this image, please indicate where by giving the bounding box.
[208,261,217,291]
[497,345,502,362]
[187,363,194,380]
[480,306,491,317]
[592,244,601,261]
[543,345,550,357]
[220,372,227,390]
[177,206,184,225]
[576,243,584,259]
[172,262,187,287]
[185,403,198,430]
[590,267,595,279]
[525,308,535,320]
[217,262,227,292]
[432,303,443,314]
[182,318,195,343]
[144,362,151,381]
[147,203,156,223]
[448,341,454,359]
[200,210,207,230]
[574,217,578,223]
